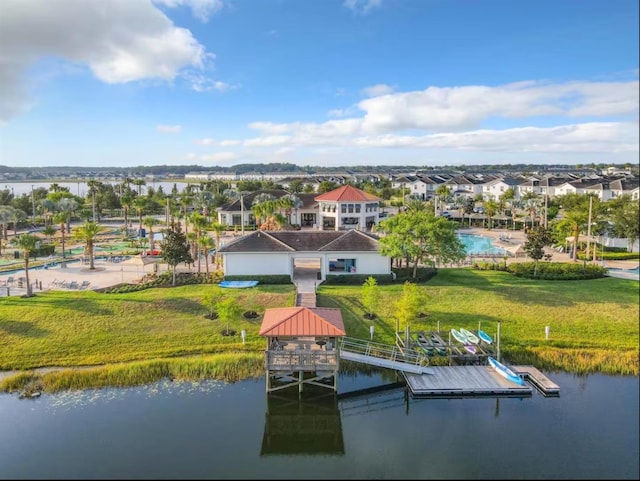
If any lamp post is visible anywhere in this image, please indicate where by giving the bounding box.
[240,193,245,236]
[31,185,36,224]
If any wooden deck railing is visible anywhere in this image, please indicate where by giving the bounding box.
[266,349,339,372]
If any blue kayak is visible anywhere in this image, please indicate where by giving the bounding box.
[488,356,525,386]
[477,329,493,344]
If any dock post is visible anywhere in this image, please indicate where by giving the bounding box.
[298,371,303,394]
[497,322,501,362]
[437,320,440,332]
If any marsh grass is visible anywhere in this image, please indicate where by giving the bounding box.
[0,353,264,394]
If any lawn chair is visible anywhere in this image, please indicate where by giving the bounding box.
[68,281,79,289]
[79,280,91,290]
[5,276,15,286]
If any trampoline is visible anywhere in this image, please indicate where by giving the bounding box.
[219,280,259,288]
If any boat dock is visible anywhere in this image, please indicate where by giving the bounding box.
[512,365,560,396]
[402,364,560,398]
[403,366,531,397]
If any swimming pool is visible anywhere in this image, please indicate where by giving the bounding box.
[457,233,508,255]
[607,266,640,277]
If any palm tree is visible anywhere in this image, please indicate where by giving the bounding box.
[198,236,215,274]
[120,193,134,234]
[132,178,146,195]
[74,221,103,270]
[143,216,160,254]
[189,212,208,272]
[14,234,38,297]
[133,196,148,233]
[278,194,303,225]
[209,221,225,269]
[53,211,70,258]
[484,199,499,229]
[0,206,19,252]
[86,179,103,222]
[56,197,79,234]
[179,191,194,237]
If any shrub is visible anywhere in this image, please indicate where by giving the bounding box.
[507,262,607,280]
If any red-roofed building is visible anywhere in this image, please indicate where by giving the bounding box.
[315,185,382,231]
[260,306,345,393]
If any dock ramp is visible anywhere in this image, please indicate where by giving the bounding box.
[338,337,433,375]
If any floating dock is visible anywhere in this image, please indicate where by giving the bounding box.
[512,365,560,396]
[403,364,560,398]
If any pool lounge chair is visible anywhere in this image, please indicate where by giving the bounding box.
[79,280,91,290]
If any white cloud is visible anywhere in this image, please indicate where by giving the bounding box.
[0,0,212,124]
[199,152,239,162]
[358,80,639,133]
[153,0,224,22]
[361,83,395,97]
[349,122,639,153]
[157,124,182,133]
[343,0,383,15]
[185,73,239,93]
[196,138,240,146]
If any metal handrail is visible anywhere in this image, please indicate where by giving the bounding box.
[339,337,426,366]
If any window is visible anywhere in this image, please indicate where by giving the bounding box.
[341,204,347,213]
[355,204,361,213]
[328,258,357,273]
[348,204,354,213]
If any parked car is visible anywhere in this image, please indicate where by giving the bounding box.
[473,207,485,214]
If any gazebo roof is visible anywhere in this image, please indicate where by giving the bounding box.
[259,307,346,337]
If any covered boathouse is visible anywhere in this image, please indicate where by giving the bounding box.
[259,306,346,394]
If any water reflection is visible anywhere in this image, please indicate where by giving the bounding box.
[261,390,345,457]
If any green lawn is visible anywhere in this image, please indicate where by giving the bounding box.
[1,269,638,383]
[0,284,295,370]
[317,269,639,375]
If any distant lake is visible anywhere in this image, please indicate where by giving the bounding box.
[2,181,192,198]
[0,370,638,479]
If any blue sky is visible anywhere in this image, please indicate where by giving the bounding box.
[0,0,638,168]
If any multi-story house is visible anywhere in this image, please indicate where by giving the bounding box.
[315,185,381,231]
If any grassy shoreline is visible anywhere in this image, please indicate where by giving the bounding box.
[1,270,638,394]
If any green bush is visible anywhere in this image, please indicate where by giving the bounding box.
[507,262,607,280]
[103,271,224,293]
[28,243,56,258]
[577,251,639,261]
[324,267,437,285]
[325,273,395,285]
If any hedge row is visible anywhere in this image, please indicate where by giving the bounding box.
[102,271,224,293]
[577,251,639,261]
[323,267,437,285]
[507,262,607,280]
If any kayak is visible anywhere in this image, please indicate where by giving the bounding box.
[477,329,493,344]
[488,356,525,386]
[460,328,479,344]
[450,328,469,344]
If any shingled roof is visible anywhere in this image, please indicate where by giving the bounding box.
[218,230,381,253]
[259,307,346,337]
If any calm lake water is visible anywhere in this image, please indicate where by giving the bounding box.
[2,181,191,198]
[0,370,637,479]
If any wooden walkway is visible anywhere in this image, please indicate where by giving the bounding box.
[403,365,532,397]
[403,364,560,397]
